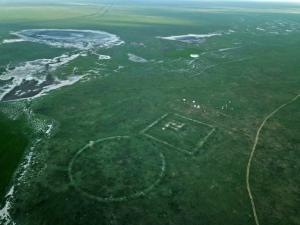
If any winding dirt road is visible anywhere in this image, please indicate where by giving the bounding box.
[246,93,300,225]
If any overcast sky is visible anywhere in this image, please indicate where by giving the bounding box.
[205,0,300,1]
[250,0,299,1]
[1,0,300,3]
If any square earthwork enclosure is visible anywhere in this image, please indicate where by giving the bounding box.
[141,113,216,155]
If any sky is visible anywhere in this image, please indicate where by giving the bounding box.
[201,0,300,1]
[235,0,300,2]
[1,0,300,3]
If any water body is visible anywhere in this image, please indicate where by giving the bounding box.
[128,53,148,63]
[0,54,84,101]
[0,29,124,101]
[157,33,222,44]
[9,29,124,50]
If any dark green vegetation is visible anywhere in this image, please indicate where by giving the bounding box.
[0,1,300,225]
[142,113,215,155]
[0,113,28,203]
[252,99,300,225]
[70,136,165,202]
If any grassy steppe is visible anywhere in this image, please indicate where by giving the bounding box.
[0,1,299,225]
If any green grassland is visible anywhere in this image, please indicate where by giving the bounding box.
[0,1,300,225]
